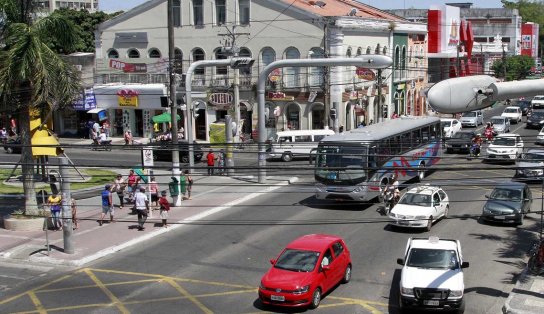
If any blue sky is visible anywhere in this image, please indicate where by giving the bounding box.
[99,0,505,13]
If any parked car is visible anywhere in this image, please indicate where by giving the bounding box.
[514,99,531,116]
[460,110,483,127]
[3,136,21,154]
[440,118,462,138]
[389,185,449,231]
[445,131,476,154]
[501,106,523,124]
[536,127,544,145]
[526,109,544,129]
[489,116,510,134]
[531,95,544,110]
[514,149,544,182]
[397,237,469,313]
[485,133,524,163]
[258,234,351,309]
[481,181,532,225]
[151,140,203,162]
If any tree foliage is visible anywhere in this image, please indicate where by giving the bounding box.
[492,54,535,80]
[502,0,544,54]
[48,8,122,53]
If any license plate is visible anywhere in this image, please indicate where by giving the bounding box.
[424,300,439,306]
[271,295,285,302]
[494,215,505,220]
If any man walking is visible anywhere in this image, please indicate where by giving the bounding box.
[206,149,216,176]
[98,184,114,226]
[134,187,149,231]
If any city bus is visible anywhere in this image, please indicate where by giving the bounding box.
[313,116,442,202]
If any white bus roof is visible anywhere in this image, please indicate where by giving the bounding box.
[320,116,440,143]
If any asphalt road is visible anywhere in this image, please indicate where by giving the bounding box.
[2,104,543,313]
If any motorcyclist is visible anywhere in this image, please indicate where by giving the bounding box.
[484,123,494,142]
[470,134,482,156]
[382,174,400,212]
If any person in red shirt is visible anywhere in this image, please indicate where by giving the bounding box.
[127,170,138,203]
[158,191,170,228]
[206,149,216,176]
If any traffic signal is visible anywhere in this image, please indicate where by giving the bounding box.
[383,105,388,118]
[330,108,337,120]
[230,57,255,69]
[160,96,169,108]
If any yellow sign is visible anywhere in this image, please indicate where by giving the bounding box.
[209,123,226,144]
[118,95,139,107]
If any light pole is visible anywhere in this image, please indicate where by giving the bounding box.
[257,56,393,183]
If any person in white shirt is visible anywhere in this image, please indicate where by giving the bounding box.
[98,130,108,144]
[134,187,149,231]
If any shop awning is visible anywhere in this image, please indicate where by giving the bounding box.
[152,112,180,124]
[87,108,105,114]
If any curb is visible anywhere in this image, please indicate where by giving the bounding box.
[502,268,535,314]
[7,176,298,267]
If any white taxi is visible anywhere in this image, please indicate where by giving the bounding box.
[389,185,449,231]
[485,133,524,163]
[501,106,523,124]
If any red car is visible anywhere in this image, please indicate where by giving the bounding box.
[258,234,352,309]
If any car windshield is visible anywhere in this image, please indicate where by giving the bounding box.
[462,112,476,117]
[534,96,544,101]
[398,193,432,207]
[522,153,544,162]
[441,121,452,128]
[489,187,522,201]
[504,108,517,113]
[531,112,544,119]
[274,249,320,272]
[407,248,459,269]
[491,118,505,125]
[492,137,515,146]
[453,132,473,139]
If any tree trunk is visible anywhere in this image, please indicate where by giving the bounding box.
[19,109,39,215]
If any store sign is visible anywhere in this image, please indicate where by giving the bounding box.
[73,88,97,110]
[355,67,376,80]
[268,68,281,82]
[209,93,233,106]
[117,89,140,107]
[109,59,147,73]
[349,91,358,100]
[266,91,294,101]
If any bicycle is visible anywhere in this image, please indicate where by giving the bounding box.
[237,133,254,150]
[527,239,544,275]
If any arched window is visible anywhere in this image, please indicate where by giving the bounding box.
[309,48,324,87]
[356,47,362,56]
[173,0,181,27]
[284,47,300,88]
[239,47,252,75]
[107,49,119,59]
[261,47,275,67]
[149,48,161,58]
[401,46,407,79]
[193,48,205,75]
[366,46,371,54]
[375,43,381,54]
[174,48,183,74]
[346,47,352,57]
[383,46,388,56]
[394,45,400,79]
[127,49,140,58]
[215,48,228,75]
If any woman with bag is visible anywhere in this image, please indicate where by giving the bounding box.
[113,174,126,209]
[185,170,193,200]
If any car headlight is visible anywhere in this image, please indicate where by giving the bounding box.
[400,287,414,296]
[482,205,489,213]
[293,285,310,295]
[449,290,463,298]
[353,187,362,193]
[259,281,265,289]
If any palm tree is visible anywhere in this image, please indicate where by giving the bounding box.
[0,0,81,215]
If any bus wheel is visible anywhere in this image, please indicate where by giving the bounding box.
[417,162,425,181]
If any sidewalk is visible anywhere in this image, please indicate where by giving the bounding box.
[503,269,544,313]
[0,170,298,267]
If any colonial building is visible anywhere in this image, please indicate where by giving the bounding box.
[93,0,426,141]
[35,0,98,13]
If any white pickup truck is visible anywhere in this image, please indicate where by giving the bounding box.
[397,237,469,313]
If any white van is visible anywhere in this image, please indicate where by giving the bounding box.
[266,129,335,162]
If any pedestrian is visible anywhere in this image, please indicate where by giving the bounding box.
[179,170,187,200]
[0,127,7,144]
[149,176,159,209]
[217,149,226,175]
[185,170,193,200]
[47,191,62,231]
[339,125,344,133]
[124,129,133,145]
[71,198,79,230]
[127,169,138,203]
[206,149,216,176]
[159,190,170,228]
[98,184,114,226]
[113,173,126,209]
[92,121,100,138]
[134,187,149,231]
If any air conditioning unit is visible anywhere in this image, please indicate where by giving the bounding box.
[75,65,83,71]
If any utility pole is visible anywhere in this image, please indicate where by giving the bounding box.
[377,69,383,123]
[59,157,73,254]
[218,26,250,142]
[502,44,507,80]
[167,0,181,206]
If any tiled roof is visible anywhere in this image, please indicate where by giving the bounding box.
[283,0,405,21]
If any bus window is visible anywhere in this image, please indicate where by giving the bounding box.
[411,129,421,146]
[378,139,390,164]
[294,135,311,142]
[421,126,430,143]
[430,123,439,140]
[401,132,411,151]
[391,135,401,156]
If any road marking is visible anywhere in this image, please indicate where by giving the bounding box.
[163,277,213,314]
[27,291,46,314]
[83,268,130,314]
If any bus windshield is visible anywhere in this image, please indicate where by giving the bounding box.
[315,145,368,182]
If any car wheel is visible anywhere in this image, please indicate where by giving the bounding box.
[426,216,433,231]
[417,162,426,182]
[516,214,524,226]
[6,147,13,154]
[181,155,189,163]
[443,205,449,219]
[309,288,321,309]
[281,153,293,162]
[341,264,352,284]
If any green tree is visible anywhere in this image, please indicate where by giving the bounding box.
[0,0,81,215]
[492,54,535,80]
[502,0,544,54]
[47,8,122,53]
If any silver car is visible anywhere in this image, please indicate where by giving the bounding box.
[460,110,483,127]
[489,116,511,134]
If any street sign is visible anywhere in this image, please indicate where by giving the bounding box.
[142,147,154,167]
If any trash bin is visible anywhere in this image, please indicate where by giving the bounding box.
[168,177,179,197]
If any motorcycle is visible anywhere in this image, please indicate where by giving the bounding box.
[380,186,399,214]
[469,143,481,158]
[91,139,112,151]
[484,128,494,142]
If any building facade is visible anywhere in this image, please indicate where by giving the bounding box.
[35,0,98,13]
